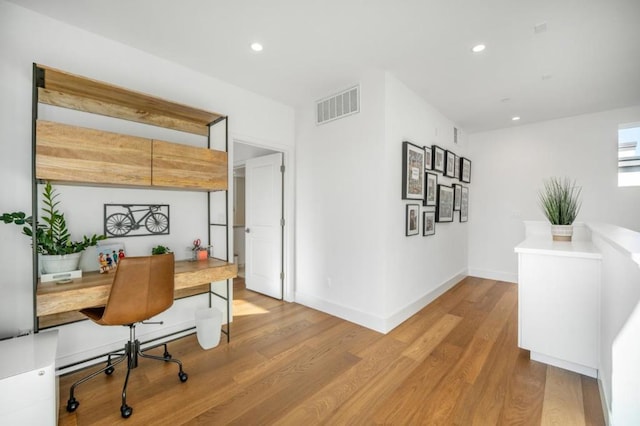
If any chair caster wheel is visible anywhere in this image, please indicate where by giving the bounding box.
[121,404,133,418]
[66,397,79,412]
[163,351,172,360]
[179,371,188,382]
[105,366,114,375]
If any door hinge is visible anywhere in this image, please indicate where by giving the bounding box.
[280,218,285,227]
[280,165,285,173]
[280,272,284,281]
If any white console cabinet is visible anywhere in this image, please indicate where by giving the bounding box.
[515,238,601,378]
[0,330,59,425]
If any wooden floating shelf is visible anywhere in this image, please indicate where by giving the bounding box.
[36,64,224,136]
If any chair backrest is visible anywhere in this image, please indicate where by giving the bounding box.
[99,253,175,325]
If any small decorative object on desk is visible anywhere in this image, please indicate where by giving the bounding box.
[97,242,126,273]
[538,176,582,241]
[151,245,171,255]
[190,238,211,261]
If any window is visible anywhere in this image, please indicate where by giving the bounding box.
[618,122,640,187]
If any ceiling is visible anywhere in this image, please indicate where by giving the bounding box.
[9,0,640,133]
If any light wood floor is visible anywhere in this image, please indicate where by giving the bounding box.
[57,277,605,425]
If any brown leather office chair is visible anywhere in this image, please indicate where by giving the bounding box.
[65,253,188,419]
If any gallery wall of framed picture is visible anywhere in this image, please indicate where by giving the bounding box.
[402,135,471,236]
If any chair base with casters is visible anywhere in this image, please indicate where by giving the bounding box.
[66,322,188,418]
[65,253,187,419]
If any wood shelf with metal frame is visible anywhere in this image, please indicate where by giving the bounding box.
[31,63,235,343]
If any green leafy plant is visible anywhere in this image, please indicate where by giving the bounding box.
[151,245,171,255]
[1,182,106,255]
[538,177,582,225]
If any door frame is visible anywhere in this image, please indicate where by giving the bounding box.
[230,135,294,302]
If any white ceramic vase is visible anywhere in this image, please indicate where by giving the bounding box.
[40,252,82,274]
[551,224,573,242]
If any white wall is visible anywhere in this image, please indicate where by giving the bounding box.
[468,106,640,282]
[295,71,468,332]
[295,70,389,330]
[0,0,295,348]
[382,74,468,326]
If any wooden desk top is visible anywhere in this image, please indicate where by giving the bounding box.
[36,258,237,317]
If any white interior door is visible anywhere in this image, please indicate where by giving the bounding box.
[245,152,283,299]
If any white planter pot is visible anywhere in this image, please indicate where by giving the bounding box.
[40,252,82,274]
[551,224,573,242]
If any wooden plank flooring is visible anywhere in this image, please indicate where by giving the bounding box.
[57,277,605,425]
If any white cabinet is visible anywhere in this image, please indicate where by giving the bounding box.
[515,239,601,378]
[0,331,59,425]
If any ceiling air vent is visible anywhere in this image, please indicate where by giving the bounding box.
[316,85,360,125]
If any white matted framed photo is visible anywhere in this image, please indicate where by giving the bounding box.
[454,154,461,180]
[423,211,435,236]
[460,186,469,222]
[453,183,462,211]
[433,145,445,174]
[461,157,472,183]
[424,145,433,170]
[436,184,454,222]
[445,150,456,178]
[424,172,438,207]
[402,141,425,200]
[406,204,420,236]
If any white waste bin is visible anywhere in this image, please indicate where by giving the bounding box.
[195,307,222,350]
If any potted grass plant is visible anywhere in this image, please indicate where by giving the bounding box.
[1,182,106,273]
[538,177,582,241]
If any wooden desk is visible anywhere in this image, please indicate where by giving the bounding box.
[36,258,237,328]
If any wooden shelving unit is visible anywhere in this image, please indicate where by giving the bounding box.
[32,64,233,342]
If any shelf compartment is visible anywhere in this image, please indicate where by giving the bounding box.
[152,140,228,191]
[37,64,223,136]
[36,120,152,186]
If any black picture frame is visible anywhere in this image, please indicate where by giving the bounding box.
[423,172,438,207]
[423,211,435,236]
[402,141,426,200]
[445,150,456,177]
[424,145,433,170]
[406,204,420,236]
[104,204,170,237]
[461,157,472,183]
[454,154,461,180]
[453,184,462,211]
[432,145,445,173]
[460,186,469,222]
[436,184,454,222]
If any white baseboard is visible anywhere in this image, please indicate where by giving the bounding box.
[598,377,612,425]
[468,268,518,284]
[294,269,467,334]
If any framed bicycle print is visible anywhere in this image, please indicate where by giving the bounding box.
[402,141,425,200]
[104,204,170,237]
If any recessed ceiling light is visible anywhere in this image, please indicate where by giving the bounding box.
[512,116,521,121]
[471,44,486,53]
[250,42,263,52]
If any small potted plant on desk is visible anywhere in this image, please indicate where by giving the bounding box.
[190,238,211,261]
[151,245,172,255]
[539,176,582,241]
[1,182,106,274]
